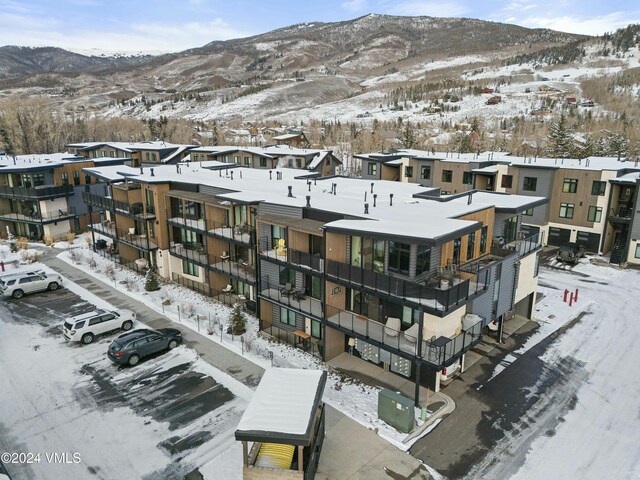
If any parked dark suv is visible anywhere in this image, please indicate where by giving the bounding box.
[556,243,586,264]
[107,328,182,366]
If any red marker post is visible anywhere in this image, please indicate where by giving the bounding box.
[564,289,569,303]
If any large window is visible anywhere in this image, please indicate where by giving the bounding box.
[279,268,296,287]
[350,236,384,272]
[182,260,199,277]
[279,307,296,326]
[61,173,68,185]
[562,178,578,193]
[523,177,537,191]
[501,175,513,188]
[587,206,602,223]
[388,241,410,275]
[73,171,81,186]
[591,181,606,196]
[442,170,453,182]
[84,172,92,184]
[480,226,488,253]
[416,245,431,275]
[462,171,473,185]
[311,319,322,339]
[404,166,413,178]
[420,165,431,180]
[559,203,575,219]
[244,156,251,166]
[260,158,267,167]
[32,173,45,187]
[368,162,377,176]
[452,237,461,264]
[271,225,285,247]
[467,232,476,260]
[523,208,534,216]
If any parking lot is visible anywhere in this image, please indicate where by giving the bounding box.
[0,285,248,480]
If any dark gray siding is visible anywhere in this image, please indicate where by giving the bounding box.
[199,185,234,196]
[497,255,517,316]
[71,183,104,215]
[415,160,435,187]
[470,267,496,322]
[515,167,554,225]
[257,203,303,219]
[361,161,382,180]
[260,260,280,287]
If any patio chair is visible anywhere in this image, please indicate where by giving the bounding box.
[220,251,230,262]
[276,238,287,256]
[293,289,306,301]
[402,323,420,343]
[385,317,401,337]
[222,284,233,293]
[280,282,293,295]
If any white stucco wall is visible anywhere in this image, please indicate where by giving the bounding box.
[514,251,539,304]
[422,305,466,340]
[43,220,72,240]
[39,197,68,215]
[168,253,207,283]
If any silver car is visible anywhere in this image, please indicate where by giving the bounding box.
[0,270,63,299]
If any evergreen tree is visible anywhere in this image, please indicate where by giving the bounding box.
[399,122,418,149]
[229,303,246,335]
[607,133,629,160]
[144,269,159,291]
[547,114,573,158]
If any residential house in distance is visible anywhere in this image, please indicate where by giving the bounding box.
[270,130,310,148]
[0,153,126,241]
[67,141,196,166]
[82,161,546,399]
[188,145,341,177]
[358,149,640,259]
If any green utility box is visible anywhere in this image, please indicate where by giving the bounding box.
[378,389,415,433]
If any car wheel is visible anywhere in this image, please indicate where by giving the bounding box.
[121,320,133,331]
[81,333,94,344]
[48,282,59,291]
[12,289,24,299]
[168,339,178,349]
[128,354,140,366]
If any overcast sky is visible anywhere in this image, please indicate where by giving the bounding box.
[1,0,638,54]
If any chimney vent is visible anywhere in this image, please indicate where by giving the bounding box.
[176,164,180,173]
[140,167,143,174]
[390,193,394,206]
[230,170,234,180]
[373,193,377,207]
[306,195,311,207]
[308,181,311,192]
[288,186,293,197]
[333,183,337,195]
[150,168,154,177]
[467,192,472,205]
[269,171,273,180]
[370,182,374,193]
[364,191,367,202]
[364,203,369,214]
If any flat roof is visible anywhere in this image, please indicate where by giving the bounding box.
[235,368,326,446]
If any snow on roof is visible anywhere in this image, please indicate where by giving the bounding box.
[472,166,499,174]
[67,141,195,152]
[0,152,119,170]
[263,145,323,157]
[235,368,325,440]
[83,163,547,241]
[307,151,330,170]
[610,172,640,184]
[272,133,304,140]
[189,145,274,159]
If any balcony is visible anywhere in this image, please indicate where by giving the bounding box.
[259,244,324,272]
[259,276,323,320]
[209,255,256,284]
[89,221,117,239]
[326,306,484,369]
[608,206,633,224]
[169,242,209,267]
[325,260,488,314]
[167,215,207,234]
[462,232,543,273]
[113,198,155,220]
[0,207,76,224]
[0,184,74,200]
[207,219,256,245]
[83,192,115,211]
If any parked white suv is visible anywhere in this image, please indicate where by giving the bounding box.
[0,270,63,299]
[63,309,137,344]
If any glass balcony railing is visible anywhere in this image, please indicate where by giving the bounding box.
[0,207,76,223]
[0,184,73,199]
[259,276,323,320]
[209,255,257,284]
[325,259,488,313]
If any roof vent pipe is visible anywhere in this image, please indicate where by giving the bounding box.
[373,194,377,207]
[288,186,293,197]
[240,171,243,179]
[364,203,369,214]
[364,191,367,202]
[230,170,234,180]
[390,193,394,206]
[467,192,472,205]
[150,168,154,177]
[308,181,311,192]
[219,168,222,177]
[306,195,311,207]
[314,178,317,186]
[371,182,374,193]
[140,167,143,174]
[176,164,180,173]
[269,171,272,180]
[333,183,337,195]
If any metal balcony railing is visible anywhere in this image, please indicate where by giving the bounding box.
[0,207,76,223]
[0,184,73,199]
[207,219,256,245]
[259,236,324,272]
[325,259,488,313]
[167,215,207,234]
[259,276,323,320]
[169,242,209,267]
[325,305,484,368]
[113,198,155,219]
[83,192,115,211]
[209,255,257,284]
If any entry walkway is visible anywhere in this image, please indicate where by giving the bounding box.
[43,252,426,480]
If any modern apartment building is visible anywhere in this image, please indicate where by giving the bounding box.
[67,141,196,165]
[82,161,546,400]
[0,153,126,241]
[358,149,640,259]
[189,145,341,176]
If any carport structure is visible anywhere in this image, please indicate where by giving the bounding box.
[235,368,327,480]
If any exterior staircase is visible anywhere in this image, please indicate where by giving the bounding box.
[610,225,629,264]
